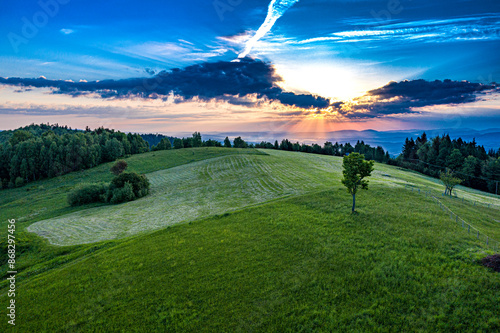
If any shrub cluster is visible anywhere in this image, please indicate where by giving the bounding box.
[110,172,150,198]
[67,182,109,206]
[110,160,128,175]
[482,254,500,272]
[67,172,150,206]
[15,176,25,187]
[108,181,135,204]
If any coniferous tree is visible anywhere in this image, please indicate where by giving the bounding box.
[192,132,202,148]
[447,149,464,171]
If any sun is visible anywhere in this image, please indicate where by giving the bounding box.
[274,62,364,101]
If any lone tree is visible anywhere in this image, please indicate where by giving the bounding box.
[440,169,462,195]
[341,153,374,213]
[110,160,128,175]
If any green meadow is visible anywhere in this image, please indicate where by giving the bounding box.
[1,148,499,332]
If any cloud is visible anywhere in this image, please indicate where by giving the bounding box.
[2,66,497,117]
[239,0,300,58]
[114,41,227,65]
[0,58,330,109]
[60,28,75,35]
[338,79,498,118]
[293,14,500,45]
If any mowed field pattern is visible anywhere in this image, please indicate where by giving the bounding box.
[27,149,500,246]
[27,151,337,245]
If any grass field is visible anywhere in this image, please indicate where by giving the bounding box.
[26,149,500,246]
[0,147,264,228]
[27,150,343,245]
[1,147,499,332]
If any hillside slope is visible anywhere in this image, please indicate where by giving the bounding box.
[2,187,500,332]
[26,149,500,246]
[0,148,499,331]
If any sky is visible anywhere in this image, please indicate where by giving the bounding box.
[0,0,499,137]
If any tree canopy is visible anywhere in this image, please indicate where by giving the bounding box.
[0,124,149,188]
[341,153,374,212]
[440,170,462,196]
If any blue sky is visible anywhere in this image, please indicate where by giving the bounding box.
[0,0,499,134]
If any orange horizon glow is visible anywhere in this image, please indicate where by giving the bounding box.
[0,84,497,137]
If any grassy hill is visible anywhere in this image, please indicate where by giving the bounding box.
[1,148,499,331]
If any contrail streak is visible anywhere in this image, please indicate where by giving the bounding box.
[238,0,300,58]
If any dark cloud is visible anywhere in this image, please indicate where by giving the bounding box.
[339,79,498,118]
[2,67,496,116]
[0,58,330,109]
[144,68,157,76]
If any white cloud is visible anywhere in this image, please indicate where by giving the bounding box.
[114,41,227,65]
[60,28,75,35]
[239,0,301,58]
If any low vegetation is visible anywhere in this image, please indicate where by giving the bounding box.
[67,182,109,206]
[67,171,150,206]
[107,172,150,203]
[110,159,128,175]
[68,159,149,206]
[482,254,500,272]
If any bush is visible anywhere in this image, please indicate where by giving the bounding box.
[15,177,25,187]
[110,160,128,175]
[68,182,109,206]
[109,181,136,204]
[482,254,500,272]
[110,172,150,198]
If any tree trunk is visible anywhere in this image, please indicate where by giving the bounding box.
[352,194,356,213]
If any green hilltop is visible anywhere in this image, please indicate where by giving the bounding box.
[1,147,499,331]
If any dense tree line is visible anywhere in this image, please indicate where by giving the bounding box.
[0,124,149,189]
[397,132,500,194]
[3,123,498,195]
[255,138,391,163]
[150,133,251,150]
[140,133,176,149]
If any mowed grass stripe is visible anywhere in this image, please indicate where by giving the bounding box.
[26,154,295,245]
[0,147,265,231]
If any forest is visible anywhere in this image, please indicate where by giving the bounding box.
[254,138,391,163]
[397,133,500,194]
[1,124,499,195]
[0,124,149,189]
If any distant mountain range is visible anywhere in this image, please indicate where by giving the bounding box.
[194,128,500,156]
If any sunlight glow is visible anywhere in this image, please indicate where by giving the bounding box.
[274,63,364,101]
